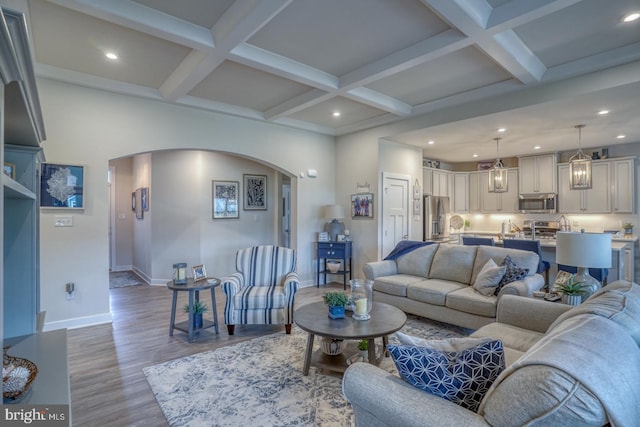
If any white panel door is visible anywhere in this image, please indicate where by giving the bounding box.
[382,174,409,258]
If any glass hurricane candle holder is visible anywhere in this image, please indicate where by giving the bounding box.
[350,279,373,320]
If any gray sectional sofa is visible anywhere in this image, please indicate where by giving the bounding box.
[364,243,545,329]
[343,280,640,427]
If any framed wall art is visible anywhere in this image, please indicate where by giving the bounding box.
[351,193,373,219]
[135,188,143,220]
[141,187,149,211]
[3,162,15,179]
[212,180,239,219]
[40,163,85,209]
[243,174,267,210]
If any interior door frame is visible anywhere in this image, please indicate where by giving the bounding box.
[380,172,411,260]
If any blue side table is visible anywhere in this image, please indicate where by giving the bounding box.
[167,277,220,342]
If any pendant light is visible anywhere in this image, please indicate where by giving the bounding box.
[569,124,592,190]
[488,137,508,193]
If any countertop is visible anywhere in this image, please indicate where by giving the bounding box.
[450,231,637,250]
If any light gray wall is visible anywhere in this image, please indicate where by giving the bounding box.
[110,157,133,270]
[39,78,335,331]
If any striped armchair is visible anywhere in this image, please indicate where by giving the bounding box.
[221,246,300,335]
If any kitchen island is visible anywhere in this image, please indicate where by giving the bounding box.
[451,231,636,283]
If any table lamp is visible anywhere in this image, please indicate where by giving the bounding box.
[323,205,345,241]
[556,231,611,300]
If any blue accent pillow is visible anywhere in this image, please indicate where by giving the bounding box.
[388,339,505,412]
[494,255,529,295]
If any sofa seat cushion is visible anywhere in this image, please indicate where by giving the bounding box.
[470,246,539,285]
[407,279,466,306]
[396,244,439,277]
[470,323,544,353]
[429,244,477,285]
[445,286,497,318]
[373,274,424,297]
[389,338,505,412]
[480,314,640,427]
[548,280,640,346]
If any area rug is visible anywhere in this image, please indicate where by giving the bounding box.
[143,316,469,427]
[109,270,144,288]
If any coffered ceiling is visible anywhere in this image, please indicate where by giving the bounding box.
[8,0,640,162]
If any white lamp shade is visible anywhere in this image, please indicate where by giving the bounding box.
[323,205,345,220]
[556,231,612,268]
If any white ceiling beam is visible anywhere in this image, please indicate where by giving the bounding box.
[423,0,546,84]
[346,87,413,117]
[487,0,582,32]
[47,0,215,50]
[230,44,338,91]
[264,89,333,120]
[339,29,472,89]
[160,0,292,101]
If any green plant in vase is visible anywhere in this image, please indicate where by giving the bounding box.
[323,291,349,319]
[556,277,588,306]
[183,300,208,328]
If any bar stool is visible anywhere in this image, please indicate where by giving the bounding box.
[503,239,550,285]
[462,236,495,246]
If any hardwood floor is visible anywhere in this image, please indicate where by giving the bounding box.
[67,282,345,426]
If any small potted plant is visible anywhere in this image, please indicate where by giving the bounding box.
[464,219,471,231]
[183,300,208,328]
[556,277,588,306]
[357,339,368,360]
[623,222,634,236]
[323,291,349,319]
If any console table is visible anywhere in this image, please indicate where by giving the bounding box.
[317,241,352,289]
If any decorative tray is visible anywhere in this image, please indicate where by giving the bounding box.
[3,347,38,402]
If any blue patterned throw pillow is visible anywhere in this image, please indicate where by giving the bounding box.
[388,339,505,412]
[494,255,529,295]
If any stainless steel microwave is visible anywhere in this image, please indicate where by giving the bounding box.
[518,194,557,213]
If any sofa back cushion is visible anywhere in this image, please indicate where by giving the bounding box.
[480,314,640,427]
[548,280,640,345]
[470,246,539,285]
[429,244,477,284]
[396,244,439,278]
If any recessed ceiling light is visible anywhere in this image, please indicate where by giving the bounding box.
[534,145,541,150]
[622,12,640,22]
[497,128,506,133]
[617,134,626,139]
[427,140,435,145]
[598,110,609,115]
[472,154,478,158]
[332,111,341,117]
[105,52,118,60]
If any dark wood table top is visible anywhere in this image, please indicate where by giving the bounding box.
[166,277,219,291]
[294,301,406,340]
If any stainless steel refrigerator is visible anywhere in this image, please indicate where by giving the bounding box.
[423,195,450,241]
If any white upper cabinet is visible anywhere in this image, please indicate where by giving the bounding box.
[432,169,449,197]
[452,172,469,213]
[612,158,634,213]
[468,172,482,213]
[479,169,518,213]
[423,167,433,195]
[518,154,557,194]
[558,162,610,213]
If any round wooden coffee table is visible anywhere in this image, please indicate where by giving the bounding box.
[294,301,406,375]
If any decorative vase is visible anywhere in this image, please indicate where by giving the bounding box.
[359,350,368,361]
[321,337,345,355]
[562,294,582,306]
[193,313,203,329]
[328,305,346,319]
[350,279,373,321]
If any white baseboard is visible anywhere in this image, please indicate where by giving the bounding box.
[112,264,133,272]
[43,312,113,331]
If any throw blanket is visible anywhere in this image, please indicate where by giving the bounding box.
[480,314,640,427]
[384,240,434,261]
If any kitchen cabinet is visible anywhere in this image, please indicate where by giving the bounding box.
[422,167,433,195]
[611,158,634,213]
[480,169,518,213]
[452,172,469,213]
[1,7,46,341]
[518,153,557,194]
[432,169,449,197]
[468,172,482,212]
[558,162,610,213]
